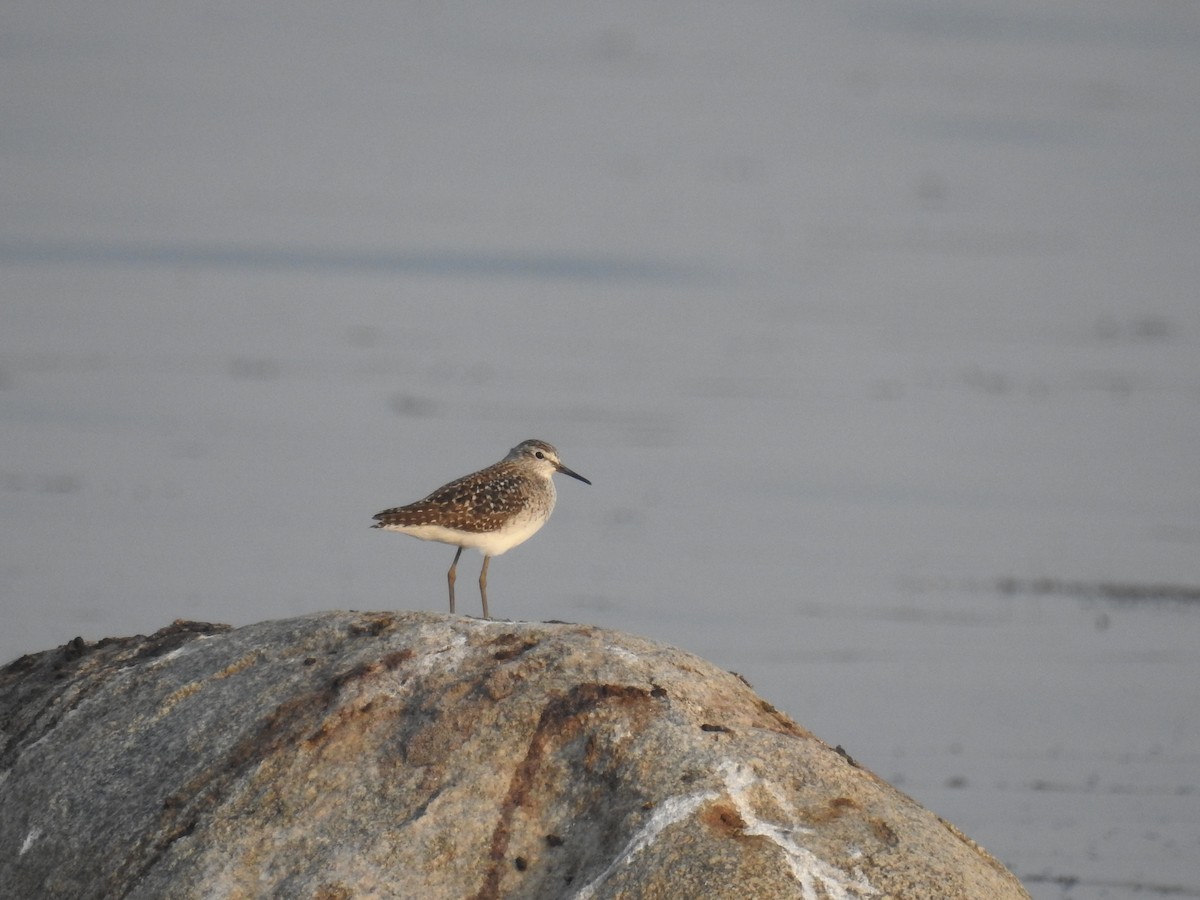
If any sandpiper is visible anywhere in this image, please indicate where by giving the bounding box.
[372,439,591,619]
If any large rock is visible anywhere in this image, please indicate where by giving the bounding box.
[0,611,1029,899]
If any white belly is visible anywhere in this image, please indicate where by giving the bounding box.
[384,514,548,557]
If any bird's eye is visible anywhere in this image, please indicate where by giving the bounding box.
[535,451,545,459]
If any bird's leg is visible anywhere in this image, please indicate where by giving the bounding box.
[447,546,463,614]
[479,556,491,620]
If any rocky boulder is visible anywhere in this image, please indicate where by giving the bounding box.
[0,611,1029,898]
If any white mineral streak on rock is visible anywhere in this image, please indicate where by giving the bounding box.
[571,788,719,900]
[717,760,878,900]
[19,827,42,857]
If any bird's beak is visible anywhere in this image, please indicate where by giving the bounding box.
[557,463,591,485]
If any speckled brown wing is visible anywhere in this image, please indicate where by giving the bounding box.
[372,468,531,534]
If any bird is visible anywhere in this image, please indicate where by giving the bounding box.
[372,439,591,619]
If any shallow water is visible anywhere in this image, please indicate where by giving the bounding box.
[2,3,1198,895]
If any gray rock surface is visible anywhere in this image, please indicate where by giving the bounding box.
[0,611,1029,899]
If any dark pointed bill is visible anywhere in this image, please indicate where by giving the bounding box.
[557,463,591,485]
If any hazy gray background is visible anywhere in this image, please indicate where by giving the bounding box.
[3,3,1198,897]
